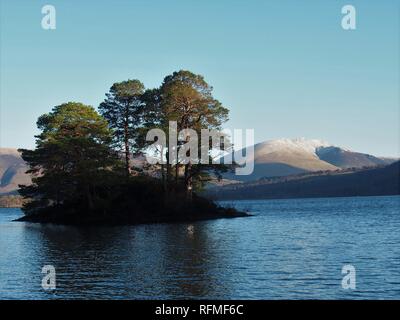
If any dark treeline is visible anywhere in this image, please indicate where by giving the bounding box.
[18,70,244,224]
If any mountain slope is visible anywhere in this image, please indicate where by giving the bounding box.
[0,148,30,195]
[316,146,389,168]
[210,162,400,200]
[223,138,395,182]
[223,138,337,181]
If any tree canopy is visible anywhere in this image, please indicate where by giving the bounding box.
[99,80,145,176]
[149,70,231,196]
[19,102,122,214]
[19,71,236,219]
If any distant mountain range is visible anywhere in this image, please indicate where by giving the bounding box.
[0,139,398,196]
[208,161,400,200]
[223,138,397,182]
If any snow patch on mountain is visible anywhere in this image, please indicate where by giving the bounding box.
[255,138,332,156]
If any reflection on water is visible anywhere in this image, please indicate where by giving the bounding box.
[0,195,399,299]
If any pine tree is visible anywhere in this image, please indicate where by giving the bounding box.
[99,80,145,177]
[19,102,121,215]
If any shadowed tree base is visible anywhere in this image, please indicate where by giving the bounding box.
[15,197,248,226]
[16,177,249,226]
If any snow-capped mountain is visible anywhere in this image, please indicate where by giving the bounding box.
[315,146,391,169]
[255,138,332,156]
[223,138,395,182]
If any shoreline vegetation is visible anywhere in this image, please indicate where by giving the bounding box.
[15,70,247,225]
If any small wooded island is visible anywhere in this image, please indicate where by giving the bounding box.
[16,70,247,225]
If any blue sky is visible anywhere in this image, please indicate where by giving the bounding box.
[0,0,399,156]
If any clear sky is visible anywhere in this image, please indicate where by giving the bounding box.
[0,0,399,156]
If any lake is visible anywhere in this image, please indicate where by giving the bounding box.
[0,195,399,299]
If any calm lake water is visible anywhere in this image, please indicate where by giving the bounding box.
[0,195,399,300]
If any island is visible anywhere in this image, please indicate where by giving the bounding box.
[15,71,248,225]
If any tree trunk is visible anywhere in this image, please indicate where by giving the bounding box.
[124,119,131,178]
[160,146,167,193]
[183,132,193,200]
[86,185,94,211]
[162,147,170,201]
[175,163,179,188]
[166,164,171,190]
[184,163,193,201]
